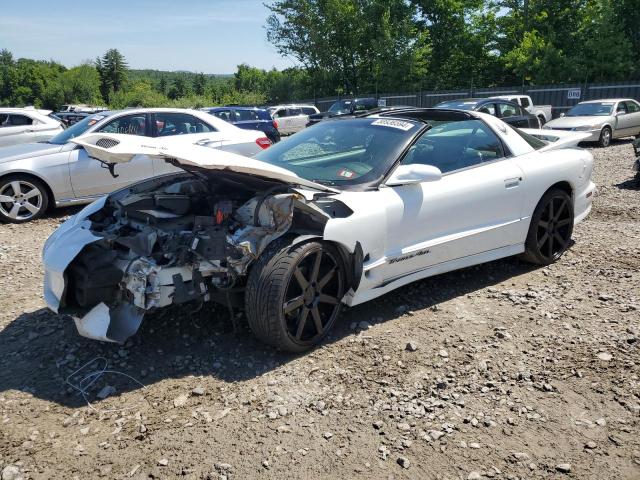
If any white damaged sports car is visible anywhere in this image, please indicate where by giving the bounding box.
[42,109,596,352]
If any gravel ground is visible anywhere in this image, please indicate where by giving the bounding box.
[1,141,639,480]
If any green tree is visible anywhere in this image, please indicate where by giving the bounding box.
[193,73,207,96]
[96,48,128,102]
[60,64,102,104]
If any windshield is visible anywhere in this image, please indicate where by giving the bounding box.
[47,113,106,144]
[566,102,614,117]
[254,118,421,186]
[435,100,479,110]
[328,100,352,114]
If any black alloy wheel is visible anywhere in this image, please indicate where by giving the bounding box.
[246,239,345,352]
[521,188,574,265]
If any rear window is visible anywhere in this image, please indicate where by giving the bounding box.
[302,107,317,115]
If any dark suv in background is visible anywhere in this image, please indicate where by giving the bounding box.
[203,106,281,144]
[306,97,380,127]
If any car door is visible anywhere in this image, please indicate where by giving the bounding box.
[0,114,35,146]
[273,108,292,134]
[152,111,225,176]
[380,118,524,282]
[496,102,527,128]
[68,113,156,199]
[621,101,640,136]
[287,107,306,133]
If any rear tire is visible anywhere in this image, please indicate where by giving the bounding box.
[537,115,546,128]
[598,127,612,148]
[0,175,49,223]
[521,188,574,265]
[245,238,345,352]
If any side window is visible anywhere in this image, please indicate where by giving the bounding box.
[273,109,286,118]
[624,101,639,113]
[212,110,232,122]
[521,97,531,108]
[301,107,317,115]
[98,114,148,136]
[497,103,517,118]
[0,114,9,127]
[616,103,628,114]
[403,119,504,174]
[235,110,261,121]
[287,108,302,116]
[10,114,33,126]
[477,104,497,116]
[154,113,215,137]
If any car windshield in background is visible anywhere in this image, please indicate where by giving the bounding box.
[328,101,352,114]
[47,114,107,144]
[435,100,479,110]
[254,118,421,186]
[566,102,614,117]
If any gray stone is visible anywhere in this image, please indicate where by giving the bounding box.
[405,342,419,352]
[191,386,206,396]
[2,465,20,480]
[397,456,410,469]
[96,385,116,400]
[556,463,571,473]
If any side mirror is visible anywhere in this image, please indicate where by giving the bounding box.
[559,112,566,118]
[617,110,627,116]
[386,164,442,186]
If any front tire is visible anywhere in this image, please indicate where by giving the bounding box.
[598,127,612,148]
[245,239,345,352]
[537,115,546,128]
[521,188,574,265]
[0,175,49,223]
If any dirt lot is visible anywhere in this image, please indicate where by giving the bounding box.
[1,141,639,480]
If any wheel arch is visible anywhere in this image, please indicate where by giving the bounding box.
[0,171,56,211]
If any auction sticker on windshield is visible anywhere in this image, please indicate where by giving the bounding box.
[371,119,415,131]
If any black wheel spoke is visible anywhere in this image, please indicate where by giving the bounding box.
[557,218,572,227]
[318,268,336,289]
[295,307,310,339]
[319,294,339,305]
[538,220,549,229]
[310,251,322,283]
[548,200,554,221]
[311,307,323,335]
[284,295,304,313]
[537,231,549,249]
[554,200,567,221]
[547,233,554,258]
[294,267,309,290]
[554,231,566,247]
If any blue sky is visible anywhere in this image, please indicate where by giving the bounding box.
[0,0,294,73]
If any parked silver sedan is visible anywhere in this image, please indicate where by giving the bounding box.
[0,108,270,223]
[0,108,64,147]
[544,98,640,147]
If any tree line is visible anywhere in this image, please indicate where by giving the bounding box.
[1,0,638,110]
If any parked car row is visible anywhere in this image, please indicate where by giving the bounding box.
[0,107,64,147]
[0,108,272,223]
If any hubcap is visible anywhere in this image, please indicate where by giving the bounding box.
[283,248,343,344]
[536,196,572,261]
[602,130,611,146]
[0,180,43,221]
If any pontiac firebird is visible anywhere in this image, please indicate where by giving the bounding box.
[42,109,595,352]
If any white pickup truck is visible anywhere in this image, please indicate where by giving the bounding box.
[491,95,553,125]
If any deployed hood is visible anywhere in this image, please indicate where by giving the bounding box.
[71,133,340,194]
[0,142,64,164]
[545,115,609,129]
[520,128,593,151]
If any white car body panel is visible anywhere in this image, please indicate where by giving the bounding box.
[0,108,64,147]
[42,111,595,343]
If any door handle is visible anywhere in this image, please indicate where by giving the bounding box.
[504,177,521,188]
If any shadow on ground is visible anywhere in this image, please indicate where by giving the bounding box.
[0,256,537,408]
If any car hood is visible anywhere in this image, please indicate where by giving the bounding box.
[0,142,64,164]
[71,133,340,194]
[545,116,610,129]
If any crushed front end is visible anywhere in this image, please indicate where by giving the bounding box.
[43,172,332,343]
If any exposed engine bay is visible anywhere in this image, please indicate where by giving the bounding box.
[51,172,353,343]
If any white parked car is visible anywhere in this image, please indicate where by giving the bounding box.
[0,108,269,223]
[543,98,640,147]
[268,104,319,135]
[491,95,552,126]
[42,109,595,351]
[0,108,64,147]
